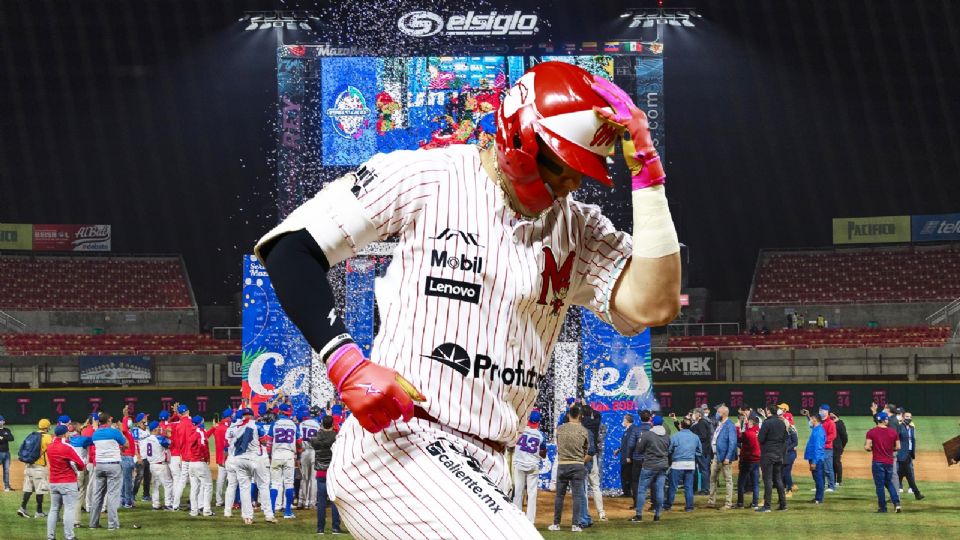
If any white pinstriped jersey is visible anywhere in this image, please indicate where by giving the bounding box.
[283,144,635,445]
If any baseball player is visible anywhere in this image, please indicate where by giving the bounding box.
[512,410,547,522]
[169,404,191,509]
[297,409,321,509]
[185,416,214,516]
[130,413,151,503]
[269,404,300,518]
[139,421,174,510]
[222,410,242,517]
[255,61,680,538]
[211,408,233,507]
[231,408,277,525]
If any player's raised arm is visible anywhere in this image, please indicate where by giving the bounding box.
[592,77,682,330]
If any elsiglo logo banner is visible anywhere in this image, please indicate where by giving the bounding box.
[397,10,539,38]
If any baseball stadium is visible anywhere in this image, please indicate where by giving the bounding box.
[2,1,960,539]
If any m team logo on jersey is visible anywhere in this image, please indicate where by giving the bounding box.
[422,342,545,389]
[425,276,482,304]
[431,249,483,273]
[537,246,575,315]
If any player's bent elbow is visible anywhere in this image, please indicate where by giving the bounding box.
[619,299,680,329]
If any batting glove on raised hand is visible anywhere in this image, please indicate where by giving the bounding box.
[591,76,665,190]
[326,343,425,433]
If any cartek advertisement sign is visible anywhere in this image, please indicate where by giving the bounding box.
[651,351,719,381]
[832,216,910,245]
[33,224,112,251]
[912,213,960,242]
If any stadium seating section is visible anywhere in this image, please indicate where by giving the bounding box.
[668,326,952,350]
[750,245,960,304]
[0,255,193,310]
[0,333,240,356]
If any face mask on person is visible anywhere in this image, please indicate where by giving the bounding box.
[776,408,784,416]
[903,418,912,425]
[819,410,828,420]
[715,413,722,421]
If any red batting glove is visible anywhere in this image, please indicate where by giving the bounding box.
[591,76,665,190]
[326,343,425,433]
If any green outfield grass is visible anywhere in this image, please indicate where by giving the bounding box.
[1,478,959,539]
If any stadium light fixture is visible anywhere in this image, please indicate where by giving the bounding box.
[623,7,700,29]
[299,22,311,30]
[242,10,316,31]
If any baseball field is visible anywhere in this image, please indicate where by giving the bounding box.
[3,417,959,539]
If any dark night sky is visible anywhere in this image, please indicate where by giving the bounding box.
[1,0,959,309]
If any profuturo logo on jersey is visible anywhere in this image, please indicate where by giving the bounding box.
[422,343,545,389]
[397,10,539,38]
[431,249,483,273]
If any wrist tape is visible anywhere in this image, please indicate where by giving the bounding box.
[632,184,680,259]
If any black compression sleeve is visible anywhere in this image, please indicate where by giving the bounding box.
[261,229,352,358]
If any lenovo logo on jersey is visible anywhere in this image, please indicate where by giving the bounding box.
[431,227,482,246]
[425,276,482,304]
[431,249,483,273]
[398,10,539,38]
[422,343,546,389]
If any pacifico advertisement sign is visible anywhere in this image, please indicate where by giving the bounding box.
[832,215,911,245]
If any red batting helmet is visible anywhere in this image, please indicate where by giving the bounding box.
[495,62,619,215]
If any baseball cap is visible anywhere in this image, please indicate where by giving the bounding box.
[177,405,189,414]
[148,420,160,431]
[257,403,268,416]
[777,403,790,412]
[0,415,5,422]
[565,397,576,406]
[528,410,542,425]
[241,408,254,417]
[819,404,831,411]
[158,410,170,421]
[135,413,147,423]
[222,407,234,418]
[38,419,51,430]
[331,404,343,416]
[192,415,203,426]
[54,425,68,437]
[57,415,71,425]
[877,411,889,422]
[279,404,292,416]
[652,415,664,426]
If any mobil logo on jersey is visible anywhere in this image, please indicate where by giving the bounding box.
[422,342,545,389]
[431,249,483,273]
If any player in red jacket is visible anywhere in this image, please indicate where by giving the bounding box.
[209,408,232,507]
[737,417,761,508]
[184,416,213,516]
[46,425,86,538]
[819,405,838,490]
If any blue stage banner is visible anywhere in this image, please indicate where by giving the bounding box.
[581,308,654,492]
[241,255,313,413]
[79,356,152,385]
[912,213,960,242]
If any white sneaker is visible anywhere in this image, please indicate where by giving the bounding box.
[598,512,608,521]
[548,524,561,531]
[898,489,904,493]
[907,488,913,494]
[571,525,583,532]
[826,488,835,492]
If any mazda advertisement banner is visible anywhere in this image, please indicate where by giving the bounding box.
[651,351,719,381]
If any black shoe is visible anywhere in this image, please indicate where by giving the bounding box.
[895,506,902,513]
[16,508,29,518]
[755,507,771,513]
[629,516,642,522]
[777,506,788,511]
[653,514,660,522]
[916,494,925,501]
[876,509,888,513]
[809,499,821,505]
[734,504,744,509]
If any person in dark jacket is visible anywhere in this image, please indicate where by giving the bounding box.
[624,410,652,511]
[782,413,799,495]
[896,412,924,500]
[830,411,848,487]
[690,409,713,495]
[614,414,638,499]
[757,406,787,511]
[629,415,670,522]
[309,416,340,534]
[737,416,761,509]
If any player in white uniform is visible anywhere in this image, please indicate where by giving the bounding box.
[231,408,276,524]
[269,404,300,518]
[139,421,175,510]
[222,411,241,517]
[255,62,680,538]
[297,410,321,509]
[512,410,547,523]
